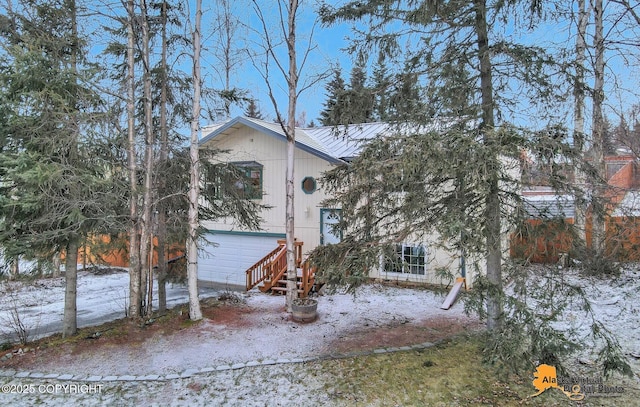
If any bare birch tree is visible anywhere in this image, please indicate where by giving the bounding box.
[126,0,142,319]
[186,0,203,321]
[284,0,300,312]
[138,0,156,317]
[591,0,606,254]
[573,0,589,248]
[251,0,319,311]
[212,0,247,118]
[156,0,170,313]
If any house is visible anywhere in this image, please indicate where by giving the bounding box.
[197,116,475,291]
[511,155,640,262]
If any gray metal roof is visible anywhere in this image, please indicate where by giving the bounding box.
[304,122,390,159]
[201,116,457,164]
[612,191,640,216]
[523,194,575,219]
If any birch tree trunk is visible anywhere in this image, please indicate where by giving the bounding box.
[591,0,606,254]
[8,256,18,280]
[574,0,589,248]
[139,0,155,317]
[127,0,142,319]
[187,0,203,321]
[52,253,61,278]
[156,0,169,313]
[251,0,303,311]
[285,0,299,312]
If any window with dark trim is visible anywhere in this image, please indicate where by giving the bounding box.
[383,243,427,275]
[232,161,263,199]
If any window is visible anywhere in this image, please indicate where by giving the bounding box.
[301,176,316,194]
[232,161,263,199]
[384,243,427,275]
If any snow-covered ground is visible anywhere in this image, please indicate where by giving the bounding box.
[0,272,477,406]
[553,264,640,371]
[0,268,219,342]
[0,265,638,406]
[2,276,476,376]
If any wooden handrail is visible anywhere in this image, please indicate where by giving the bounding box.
[300,259,317,297]
[276,239,304,267]
[259,251,288,292]
[246,244,286,291]
[245,238,314,295]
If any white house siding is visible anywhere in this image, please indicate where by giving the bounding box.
[198,118,493,290]
[368,232,483,289]
[200,124,337,286]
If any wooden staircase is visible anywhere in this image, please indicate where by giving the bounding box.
[245,240,317,298]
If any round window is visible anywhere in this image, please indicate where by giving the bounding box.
[301,176,316,194]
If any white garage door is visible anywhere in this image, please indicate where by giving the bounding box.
[198,231,284,288]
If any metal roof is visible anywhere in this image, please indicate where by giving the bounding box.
[612,191,640,217]
[303,122,390,159]
[199,117,343,164]
[200,116,462,164]
[523,194,575,219]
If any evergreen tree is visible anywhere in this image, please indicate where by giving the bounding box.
[371,54,392,122]
[602,116,617,155]
[245,98,265,119]
[343,53,374,123]
[612,106,640,155]
[316,0,631,377]
[319,58,377,125]
[387,68,429,123]
[319,66,347,125]
[0,0,117,337]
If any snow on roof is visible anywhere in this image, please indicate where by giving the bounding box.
[524,189,640,219]
[523,194,575,219]
[612,190,640,217]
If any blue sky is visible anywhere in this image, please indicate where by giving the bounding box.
[84,0,640,131]
[199,0,354,125]
[197,1,638,131]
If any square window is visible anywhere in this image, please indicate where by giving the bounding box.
[232,161,263,199]
[384,243,426,275]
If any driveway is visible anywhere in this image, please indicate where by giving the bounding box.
[0,269,219,342]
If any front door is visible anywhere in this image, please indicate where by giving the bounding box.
[320,208,342,244]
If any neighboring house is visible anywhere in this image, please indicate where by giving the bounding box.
[512,155,640,262]
[197,116,472,290]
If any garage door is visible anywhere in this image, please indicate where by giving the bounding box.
[198,231,285,288]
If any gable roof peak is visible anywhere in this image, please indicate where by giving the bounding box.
[199,116,345,164]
